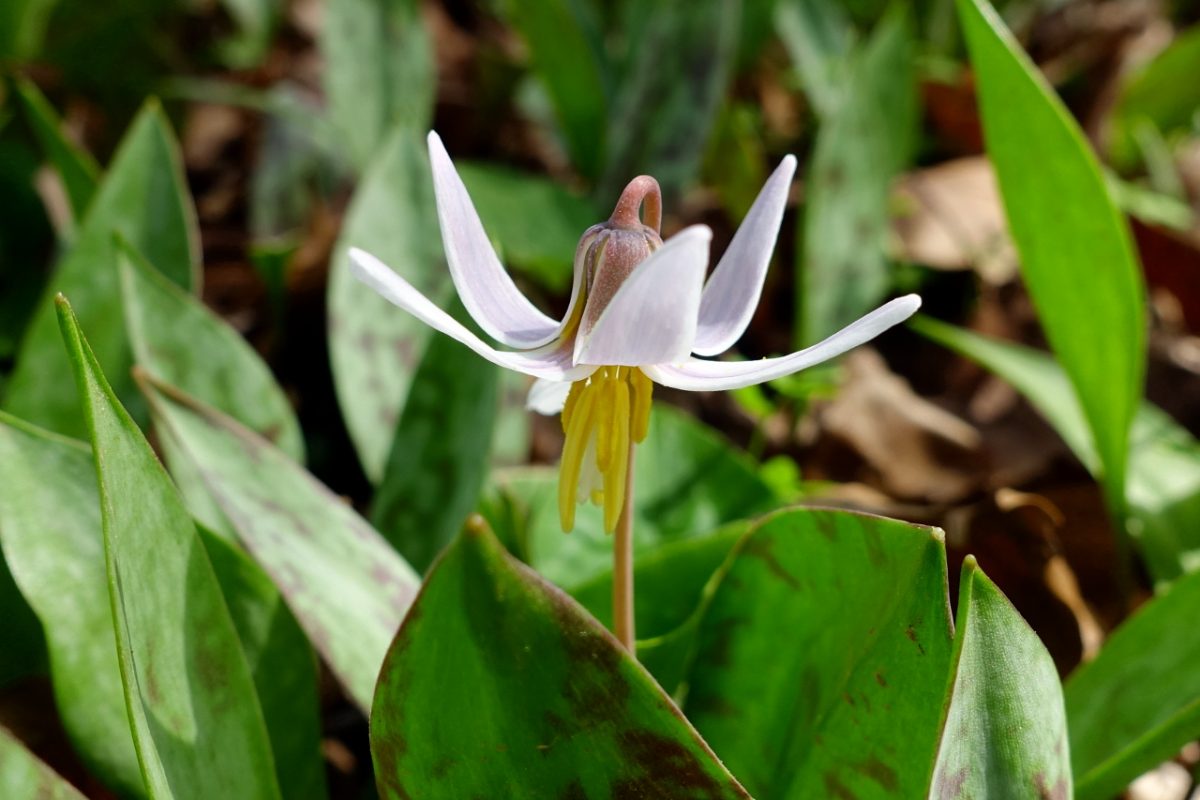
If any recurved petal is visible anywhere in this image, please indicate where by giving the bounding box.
[644,294,921,390]
[691,155,797,357]
[427,131,561,348]
[525,378,572,415]
[573,225,712,367]
[349,248,594,382]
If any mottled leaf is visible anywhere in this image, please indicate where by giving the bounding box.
[5,101,200,439]
[0,413,142,795]
[1066,569,1200,800]
[685,508,953,799]
[370,517,752,799]
[0,726,87,800]
[141,376,419,713]
[57,299,280,800]
[117,236,304,461]
[930,557,1071,800]
[15,77,100,231]
[957,0,1146,509]
[321,0,433,170]
[371,323,497,573]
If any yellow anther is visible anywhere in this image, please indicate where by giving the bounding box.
[630,368,653,443]
[558,382,597,532]
[603,379,631,533]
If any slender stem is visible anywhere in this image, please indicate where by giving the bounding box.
[613,443,637,652]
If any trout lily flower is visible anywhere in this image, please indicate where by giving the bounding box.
[349,132,920,536]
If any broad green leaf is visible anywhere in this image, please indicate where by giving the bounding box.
[370,517,752,799]
[0,413,142,796]
[321,0,433,170]
[116,237,304,461]
[1109,25,1200,169]
[328,127,448,482]
[57,300,280,800]
[457,161,598,292]
[1066,569,1200,800]
[488,405,776,588]
[798,5,916,345]
[957,0,1146,510]
[602,0,739,199]
[5,101,200,439]
[198,529,327,800]
[912,316,1200,586]
[500,0,609,178]
[930,557,1071,799]
[141,376,420,713]
[685,509,954,799]
[0,726,87,800]
[371,325,497,573]
[15,78,100,231]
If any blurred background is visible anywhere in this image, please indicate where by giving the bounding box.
[2,0,1199,796]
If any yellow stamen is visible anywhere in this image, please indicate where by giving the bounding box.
[558,383,597,532]
[630,368,653,443]
[603,379,631,532]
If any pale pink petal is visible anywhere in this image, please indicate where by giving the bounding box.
[692,155,797,356]
[645,295,921,390]
[428,131,561,348]
[525,378,572,415]
[573,225,712,366]
[349,248,594,381]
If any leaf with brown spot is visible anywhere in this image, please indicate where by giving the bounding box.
[370,517,752,799]
[684,508,954,799]
[57,298,280,800]
[929,558,1071,799]
[139,375,419,713]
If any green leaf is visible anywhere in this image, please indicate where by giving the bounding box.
[4,101,200,439]
[198,528,328,800]
[488,405,777,588]
[327,127,448,482]
[911,316,1200,586]
[500,0,609,178]
[370,517,753,799]
[116,236,304,462]
[684,509,953,799]
[321,0,433,170]
[774,0,853,118]
[0,0,58,59]
[456,161,598,292]
[956,0,1146,510]
[602,0,739,199]
[14,77,100,232]
[0,413,143,796]
[216,0,280,67]
[141,376,420,713]
[0,726,87,800]
[371,324,497,573]
[1065,569,1200,800]
[1109,25,1200,169]
[929,557,1071,799]
[798,5,916,344]
[57,298,280,800]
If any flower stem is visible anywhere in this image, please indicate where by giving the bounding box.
[613,443,636,652]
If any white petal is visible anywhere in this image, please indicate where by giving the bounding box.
[644,295,921,390]
[692,155,797,356]
[427,131,561,348]
[349,247,595,381]
[525,378,572,415]
[573,225,712,366]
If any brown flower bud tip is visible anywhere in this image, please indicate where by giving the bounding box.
[608,175,662,234]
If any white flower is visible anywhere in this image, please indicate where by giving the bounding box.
[349,132,920,532]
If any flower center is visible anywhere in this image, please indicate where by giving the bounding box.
[558,366,654,533]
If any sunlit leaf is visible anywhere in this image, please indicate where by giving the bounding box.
[4,101,200,439]
[117,236,304,461]
[141,376,420,713]
[0,413,142,796]
[1066,569,1200,800]
[956,0,1146,510]
[57,298,280,800]
[930,557,1071,799]
[370,517,752,799]
[685,508,954,799]
[0,727,86,800]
